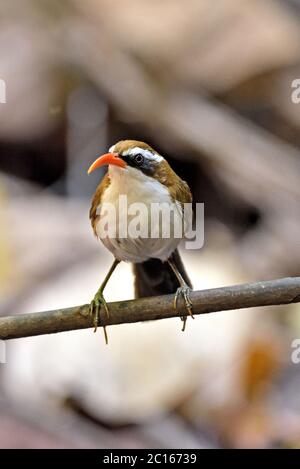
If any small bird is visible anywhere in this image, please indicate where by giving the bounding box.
[88,140,193,342]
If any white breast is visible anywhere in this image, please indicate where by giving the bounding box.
[95,165,184,263]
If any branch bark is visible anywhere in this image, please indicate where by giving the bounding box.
[0,277,299,340]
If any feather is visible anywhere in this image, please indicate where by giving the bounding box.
[133,249,192,298]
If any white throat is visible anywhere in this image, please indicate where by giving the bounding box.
[96,165,183,263]
[105,165,170,203]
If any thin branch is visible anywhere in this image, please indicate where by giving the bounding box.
[0,277,299,340]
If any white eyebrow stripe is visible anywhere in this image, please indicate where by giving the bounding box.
[122,147,163,162]
[109,144,116,153]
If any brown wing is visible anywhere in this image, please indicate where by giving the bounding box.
[153,159,192,205]
[169,163,192,205]
[170,178,192,206]
[89,172,110,236]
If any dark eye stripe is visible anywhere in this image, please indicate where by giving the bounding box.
[121,151,155,176]
[134,153,144,165]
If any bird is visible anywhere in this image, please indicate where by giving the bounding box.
[87,140,194,343]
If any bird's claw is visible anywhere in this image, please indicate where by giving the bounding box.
[89,291,109,344]
[173,285,194,331]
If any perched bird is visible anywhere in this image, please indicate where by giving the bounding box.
[88,140,193,342]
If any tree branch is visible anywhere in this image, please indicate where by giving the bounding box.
[0,277,299,340]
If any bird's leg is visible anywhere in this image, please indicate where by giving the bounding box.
[168,259,194,331]
[90,259,120,343]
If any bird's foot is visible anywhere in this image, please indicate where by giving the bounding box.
[174,285,194,332]
[89,290,110,344]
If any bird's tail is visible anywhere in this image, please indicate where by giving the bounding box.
[133,249,192,298]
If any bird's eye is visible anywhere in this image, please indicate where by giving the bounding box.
[134,153,144,165]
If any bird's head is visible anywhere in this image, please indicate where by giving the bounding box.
[87,140,165,179]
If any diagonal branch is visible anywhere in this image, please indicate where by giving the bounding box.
[0,277,299,340]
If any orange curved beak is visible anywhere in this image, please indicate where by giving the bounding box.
[87,153,126,174]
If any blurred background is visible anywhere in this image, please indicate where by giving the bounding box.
[0,0,300,449]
